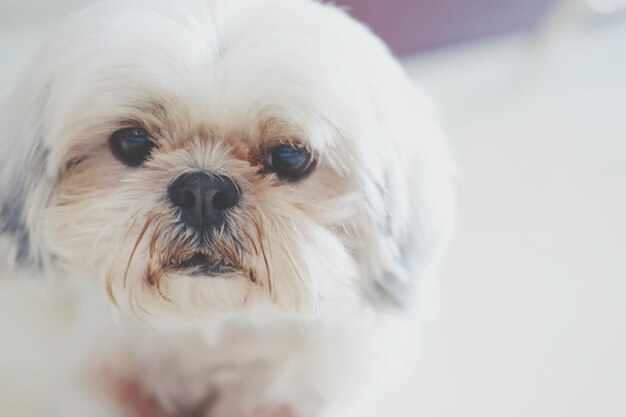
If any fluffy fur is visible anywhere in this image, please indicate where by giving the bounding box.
[0,0,455,416]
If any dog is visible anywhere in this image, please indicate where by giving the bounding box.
[0,0,455,416]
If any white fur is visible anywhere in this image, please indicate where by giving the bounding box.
[0,0,455,416]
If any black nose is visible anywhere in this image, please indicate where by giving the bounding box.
[168,172,240,233]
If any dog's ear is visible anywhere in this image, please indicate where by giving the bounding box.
[0,55,54,272]
[359,81,456,311]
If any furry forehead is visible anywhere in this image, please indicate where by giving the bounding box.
[42,0,397,164]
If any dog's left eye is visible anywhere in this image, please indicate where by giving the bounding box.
[109,127,156,167]
[266,144,314,180]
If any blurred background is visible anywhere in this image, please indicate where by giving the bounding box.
[1,0,625,416]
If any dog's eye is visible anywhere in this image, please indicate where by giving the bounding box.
[266,144,314,180]
[109,127,156,167]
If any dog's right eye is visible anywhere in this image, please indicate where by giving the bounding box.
[109,127,156,167]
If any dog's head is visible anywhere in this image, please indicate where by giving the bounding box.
[0,0,454,321]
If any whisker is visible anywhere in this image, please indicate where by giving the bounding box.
[149,221,165,256]
[124,212,157,289]
[255,214,272,295]
[280,236,309,311]
[241,212,260,255]
[128,282,157,322]
[90,219,119,271]
[277,220,319,317]
[104,270,118,307]
[150,263,173,303]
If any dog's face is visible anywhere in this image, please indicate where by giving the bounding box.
[0,0,454,321]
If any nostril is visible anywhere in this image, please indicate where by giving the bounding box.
[212,190,236,210]
[181,190,196,210]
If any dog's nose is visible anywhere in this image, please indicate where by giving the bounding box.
[168,172,240,233]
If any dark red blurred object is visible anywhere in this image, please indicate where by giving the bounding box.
[335,0,556,55]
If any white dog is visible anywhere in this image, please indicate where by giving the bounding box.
[0,0,454,416]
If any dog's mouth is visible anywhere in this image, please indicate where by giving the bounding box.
[170,253,237,276]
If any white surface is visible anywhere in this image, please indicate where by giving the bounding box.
[1,2,625,417]
[402,17,626,417]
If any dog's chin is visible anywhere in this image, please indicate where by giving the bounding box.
[168,253,239,277]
